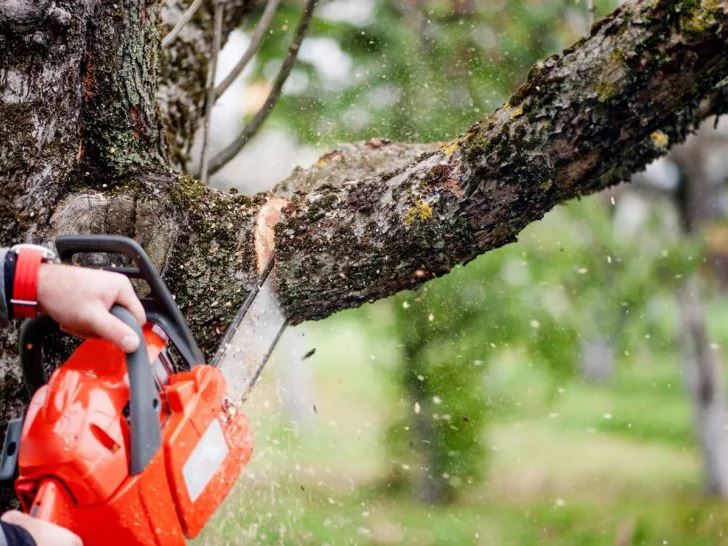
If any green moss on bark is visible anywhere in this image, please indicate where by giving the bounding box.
[164,175,261,355]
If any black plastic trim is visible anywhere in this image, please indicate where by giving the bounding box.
[18,316,56,395]
[0,418,23,484]
[111,305,162,475]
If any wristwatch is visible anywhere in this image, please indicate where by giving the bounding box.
[9,244,59,319]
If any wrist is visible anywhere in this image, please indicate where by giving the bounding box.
[8,245,59,320]
[35,263,56,315]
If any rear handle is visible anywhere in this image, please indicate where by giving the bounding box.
[110,305,162,475]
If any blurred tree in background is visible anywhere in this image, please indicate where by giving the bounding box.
[256,0,614,144]
[381,194,697,502]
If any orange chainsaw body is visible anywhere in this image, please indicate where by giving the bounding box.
[15,327,254,546]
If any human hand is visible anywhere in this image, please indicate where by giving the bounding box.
[36,264,146,352]
[1,510,82,545]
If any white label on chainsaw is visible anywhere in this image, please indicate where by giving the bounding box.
[183,418,228,502]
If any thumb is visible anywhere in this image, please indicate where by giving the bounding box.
[2,510,83,546]
[86,305,141,353]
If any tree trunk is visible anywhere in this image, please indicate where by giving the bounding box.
[678,277,728,496]
[1,0,728,508]
[671,129,728,497]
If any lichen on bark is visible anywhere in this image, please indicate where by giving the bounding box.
[164,175,262,354]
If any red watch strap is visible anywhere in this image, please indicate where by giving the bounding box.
[12,248,44,319]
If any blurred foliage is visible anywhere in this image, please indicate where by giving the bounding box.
[248,0,614,143]
[240,0,708,504]
[380,195,699,501]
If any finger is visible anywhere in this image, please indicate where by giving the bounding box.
[2,511,83,546]
[1,510,27,525]
[59,325,99,340]
[85,305,140,353]
[114,278,146,326]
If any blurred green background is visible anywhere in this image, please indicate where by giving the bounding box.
[196,1,728,544]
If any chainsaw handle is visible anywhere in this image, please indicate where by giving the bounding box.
[55,234,204,367]
[18,316,56,395]
[110,305,162,475]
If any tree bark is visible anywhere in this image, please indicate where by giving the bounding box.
[0,0,727,487]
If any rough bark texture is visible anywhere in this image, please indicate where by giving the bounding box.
[82,0,167,180]
[0,0,90,241]
[0,0,727,511]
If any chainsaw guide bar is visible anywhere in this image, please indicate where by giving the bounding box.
[212,259,288,402]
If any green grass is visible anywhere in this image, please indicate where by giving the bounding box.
[193,309,728,546]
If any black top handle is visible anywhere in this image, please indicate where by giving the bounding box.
[111,305,162,475]
[54,235,204,368]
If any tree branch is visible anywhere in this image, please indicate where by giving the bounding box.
[198,0,226,183]
[214,0,282,100]
[270,0,728,323]
[160,0,255,169]
[206,0,317,176]
[161,0,205,48]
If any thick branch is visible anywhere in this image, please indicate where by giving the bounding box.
[271,0,728,323]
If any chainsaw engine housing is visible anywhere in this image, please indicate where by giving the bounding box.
[2,235,254,546]
[15,325,253,545]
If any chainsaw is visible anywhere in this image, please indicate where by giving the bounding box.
[0,235,288,545]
